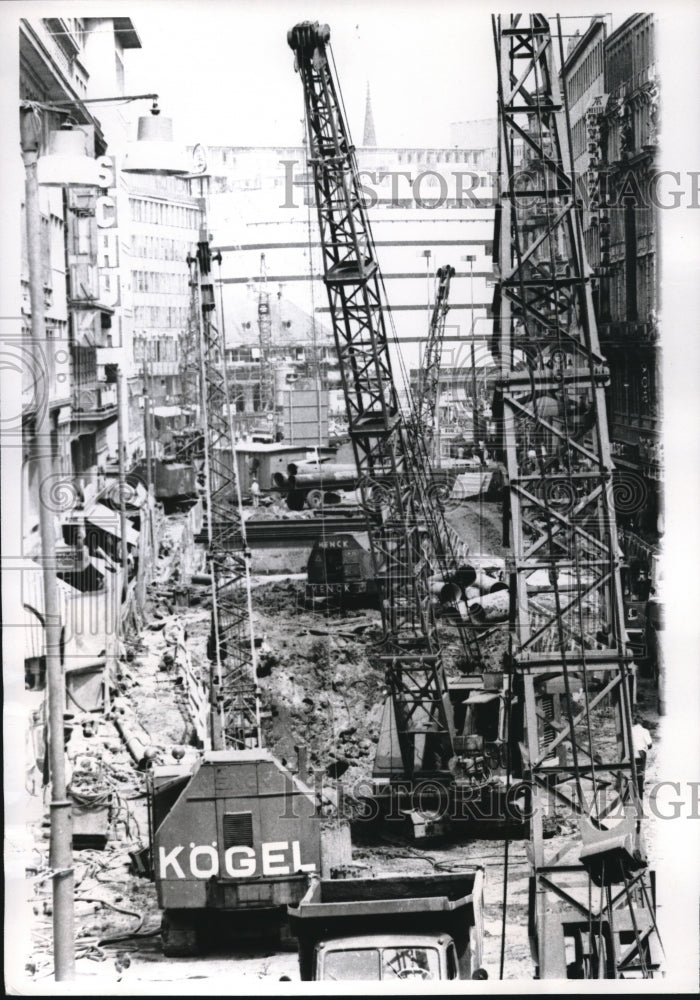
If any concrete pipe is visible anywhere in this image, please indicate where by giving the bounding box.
[430,578,463,605]
[449,565,477,591]
[472,570,508,595]
[468,589,510,623]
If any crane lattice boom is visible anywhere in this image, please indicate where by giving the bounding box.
[288,21,455,779]
[188,234,261,750]
[415,264,455,453]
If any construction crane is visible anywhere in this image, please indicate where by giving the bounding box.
[492,14,662,978]
[187,231,261,749]
[256,252,276,417]
[173,273,205,465]
[414,264,455,459]
[288,22,501,831]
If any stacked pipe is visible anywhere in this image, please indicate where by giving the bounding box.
[429,564,509,622]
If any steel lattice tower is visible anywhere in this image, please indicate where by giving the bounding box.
[493,14,661,978]
[189,234,261,751]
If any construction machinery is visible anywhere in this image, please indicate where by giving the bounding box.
[146,234,352,953]
[305,532,378,607]
[491,14,662,978]
[288,21,519,836]
[288,869,486,981]
[414,264,455,460]
[148,749,329,956]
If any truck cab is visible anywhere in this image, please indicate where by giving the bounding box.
[314,932,461,981]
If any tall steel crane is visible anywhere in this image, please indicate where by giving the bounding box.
[188,232,261,750]
[492,14,662,978]
[415,264,455,458]
[288,23,497,823]
[288,20,453,787]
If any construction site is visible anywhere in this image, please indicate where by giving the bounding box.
[8,8,684,992]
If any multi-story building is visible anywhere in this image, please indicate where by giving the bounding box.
[126,172,204,456]
[562,15,661,592]
[19,17,141,541]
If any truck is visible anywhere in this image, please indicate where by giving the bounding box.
[273,457,359,510]
[287,870,486,981]
[147,748,349,955]
[305,533,378,607]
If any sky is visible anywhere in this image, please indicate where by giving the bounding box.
[6,1,681,150]
[122,0,499,149]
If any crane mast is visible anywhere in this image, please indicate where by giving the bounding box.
[415,264,455,457]
[188,232,261,750]
[288,21,454,781]
[256,253,276,416]
[493,14,661,978]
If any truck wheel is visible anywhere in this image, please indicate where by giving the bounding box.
[305,489,323,509]
[161,910,201,957]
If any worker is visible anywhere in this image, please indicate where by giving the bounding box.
[631,716,652,797]
[250,476,260,508]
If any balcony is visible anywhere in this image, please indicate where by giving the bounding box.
[71,383,118,425]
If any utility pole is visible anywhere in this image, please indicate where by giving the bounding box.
[142,350,155,554]
[21,108,75,981]
[116,368,129,600]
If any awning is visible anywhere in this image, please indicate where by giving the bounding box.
[152,405,182,419]
[98,481,148,512]
[84,503,139,546]
[464,691,501,705]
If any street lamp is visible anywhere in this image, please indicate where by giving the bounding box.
[20,91,188,982]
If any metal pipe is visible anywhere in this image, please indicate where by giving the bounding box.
[112,714,156,769]
[21,108,75,981]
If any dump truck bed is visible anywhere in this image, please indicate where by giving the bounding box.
[288,870,484,980]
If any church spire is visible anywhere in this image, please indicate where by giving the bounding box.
[363,81,377,147]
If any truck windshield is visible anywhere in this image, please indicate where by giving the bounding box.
[382,947,440,980]
[323,948,380,980]
[322,946,440,981]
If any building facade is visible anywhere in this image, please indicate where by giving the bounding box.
[19,17,139,543]
[562,14,661,593]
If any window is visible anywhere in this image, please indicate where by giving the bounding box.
[323,949,380,980]
[446,944,458,980]
[382,947,440,980]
